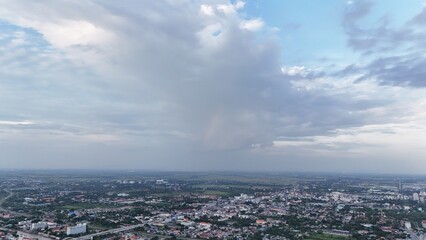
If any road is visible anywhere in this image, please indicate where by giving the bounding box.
[73,224,145,240]
[0,227,55,240]
[73,224,200,240]
[0,189,32,217]
[1,192,194,240]
[0,189,14,212]
[17,231,55,240]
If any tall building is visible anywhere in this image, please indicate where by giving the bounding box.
[413,193,420,202]
[66,223,87,235]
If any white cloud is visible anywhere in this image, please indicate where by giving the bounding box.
[200,4,215,16]
[217,0,245,15]
[0,120,33,125]
[240,18,264,31]
[281,66,311,77]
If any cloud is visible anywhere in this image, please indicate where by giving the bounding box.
[217,0,245,15]
[0,1,281,159]
[341,0,426,88]
[240,18,264,31]
[269,120,426,165]
[0,120,33,125]
[281,66,324,80]
[410,7,426,25]
[0,0,425,171]
[200,5,215,16]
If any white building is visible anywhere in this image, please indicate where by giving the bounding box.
[31,222,48,230]
[156,179,167,184]
[414,193,420,202]
[405,221,412,230]
[66,223,87,235]
[18,220,32,226]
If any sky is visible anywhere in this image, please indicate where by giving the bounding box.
[0,0,426,173]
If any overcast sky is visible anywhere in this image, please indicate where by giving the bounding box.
[0,0,426,173]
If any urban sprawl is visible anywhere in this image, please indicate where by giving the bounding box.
[1,171,426,240]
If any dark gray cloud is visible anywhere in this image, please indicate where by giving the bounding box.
[342,0,426,87]
[359,54,426,87]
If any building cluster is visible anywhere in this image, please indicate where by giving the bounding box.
[2,174,426,239]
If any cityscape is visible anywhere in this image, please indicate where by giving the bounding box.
[1,171,426,239]
[1,0,426,239]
